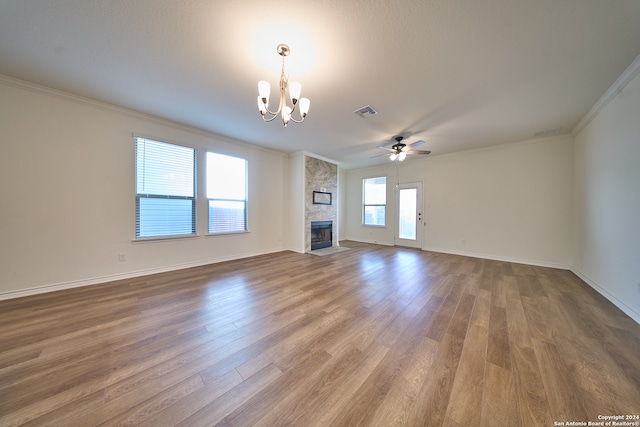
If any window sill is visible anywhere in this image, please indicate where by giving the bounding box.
[206,230,250,237]
[133,234,199,243]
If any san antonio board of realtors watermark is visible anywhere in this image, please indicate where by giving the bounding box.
[554,414,640,426]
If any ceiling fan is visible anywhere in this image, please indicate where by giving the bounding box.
[375,136,431,161]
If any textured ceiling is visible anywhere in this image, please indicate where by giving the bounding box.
[1,0,640,168]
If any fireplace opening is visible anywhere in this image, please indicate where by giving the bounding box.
[311,221,332,250]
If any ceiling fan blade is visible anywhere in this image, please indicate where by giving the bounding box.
[406,150,431,155]
[377,145,396,152]
[409,140,425,148]
[370,153,392,158]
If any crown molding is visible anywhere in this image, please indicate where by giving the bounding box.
[296,150,341,166]
[572,54,640,136]
[0,74,286,158]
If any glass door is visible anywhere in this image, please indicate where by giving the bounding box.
[396,182,423,248]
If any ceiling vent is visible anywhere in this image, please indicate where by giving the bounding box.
[533,127,561,137]
[353,105,378,118]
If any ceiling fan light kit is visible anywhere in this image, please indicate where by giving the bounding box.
[257,43,310,127]
[377,136,431,161]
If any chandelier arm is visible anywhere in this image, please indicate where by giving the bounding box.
[260,85,283,116]
[288,114,306,123]
[263,103,282,116]
[261,112,280,122]
[258,74,291,121]
[259,101,282,119]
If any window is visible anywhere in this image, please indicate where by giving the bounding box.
[363,176,386,226]
[207,153,247,233]
[135,137,196,239]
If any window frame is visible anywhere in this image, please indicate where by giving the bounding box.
[362,176,387,227]
[134,136,197,240]
[206,152,249,235]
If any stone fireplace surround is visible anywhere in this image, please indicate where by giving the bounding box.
[304,155,338,252]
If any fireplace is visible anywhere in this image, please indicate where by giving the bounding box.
[311,221,332,250]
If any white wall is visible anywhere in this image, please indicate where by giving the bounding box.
[338,167,347,244]
[572,69,640,323]
[285,151,305,253]
[0,78,289,298]
[345,136,574,268]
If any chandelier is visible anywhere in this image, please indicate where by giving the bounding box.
[257,44,310,127]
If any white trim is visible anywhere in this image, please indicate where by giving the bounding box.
[570,268,640,325]
[344,237,394,246]
[285,246,305,254]
[296,150,341,166]
[422,246,571,270]
[133,234,199,243]
[422,134,571,162]
[572,53,640,136]
[0,248,283,301]
[0,74,286,159]
[206,230,250,237]
[347,134,572,173]
[345,238,638,324]
[344,238,570,268]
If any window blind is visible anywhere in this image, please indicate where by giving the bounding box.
[135,137,196,238]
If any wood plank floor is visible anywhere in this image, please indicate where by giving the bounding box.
[1,241,639,426]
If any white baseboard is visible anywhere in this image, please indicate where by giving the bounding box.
[6,246,636,326]
[570,268,640,325]
[343,237,394,246]
[344,240,570,269]
[0,248,283,301]
[422,246,571,270]
[285,247,305,254]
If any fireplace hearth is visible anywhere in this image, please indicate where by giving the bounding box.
[311,221,332,250]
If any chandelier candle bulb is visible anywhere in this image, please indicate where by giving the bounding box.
[282,106,292,126]
[258,80,270,101]
[289,81,301,103]
[299,98,310,117]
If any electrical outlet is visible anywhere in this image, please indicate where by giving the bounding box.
[118,253,127,262]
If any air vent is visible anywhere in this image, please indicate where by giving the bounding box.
[353,105,378,118]
[533,127,561,137]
